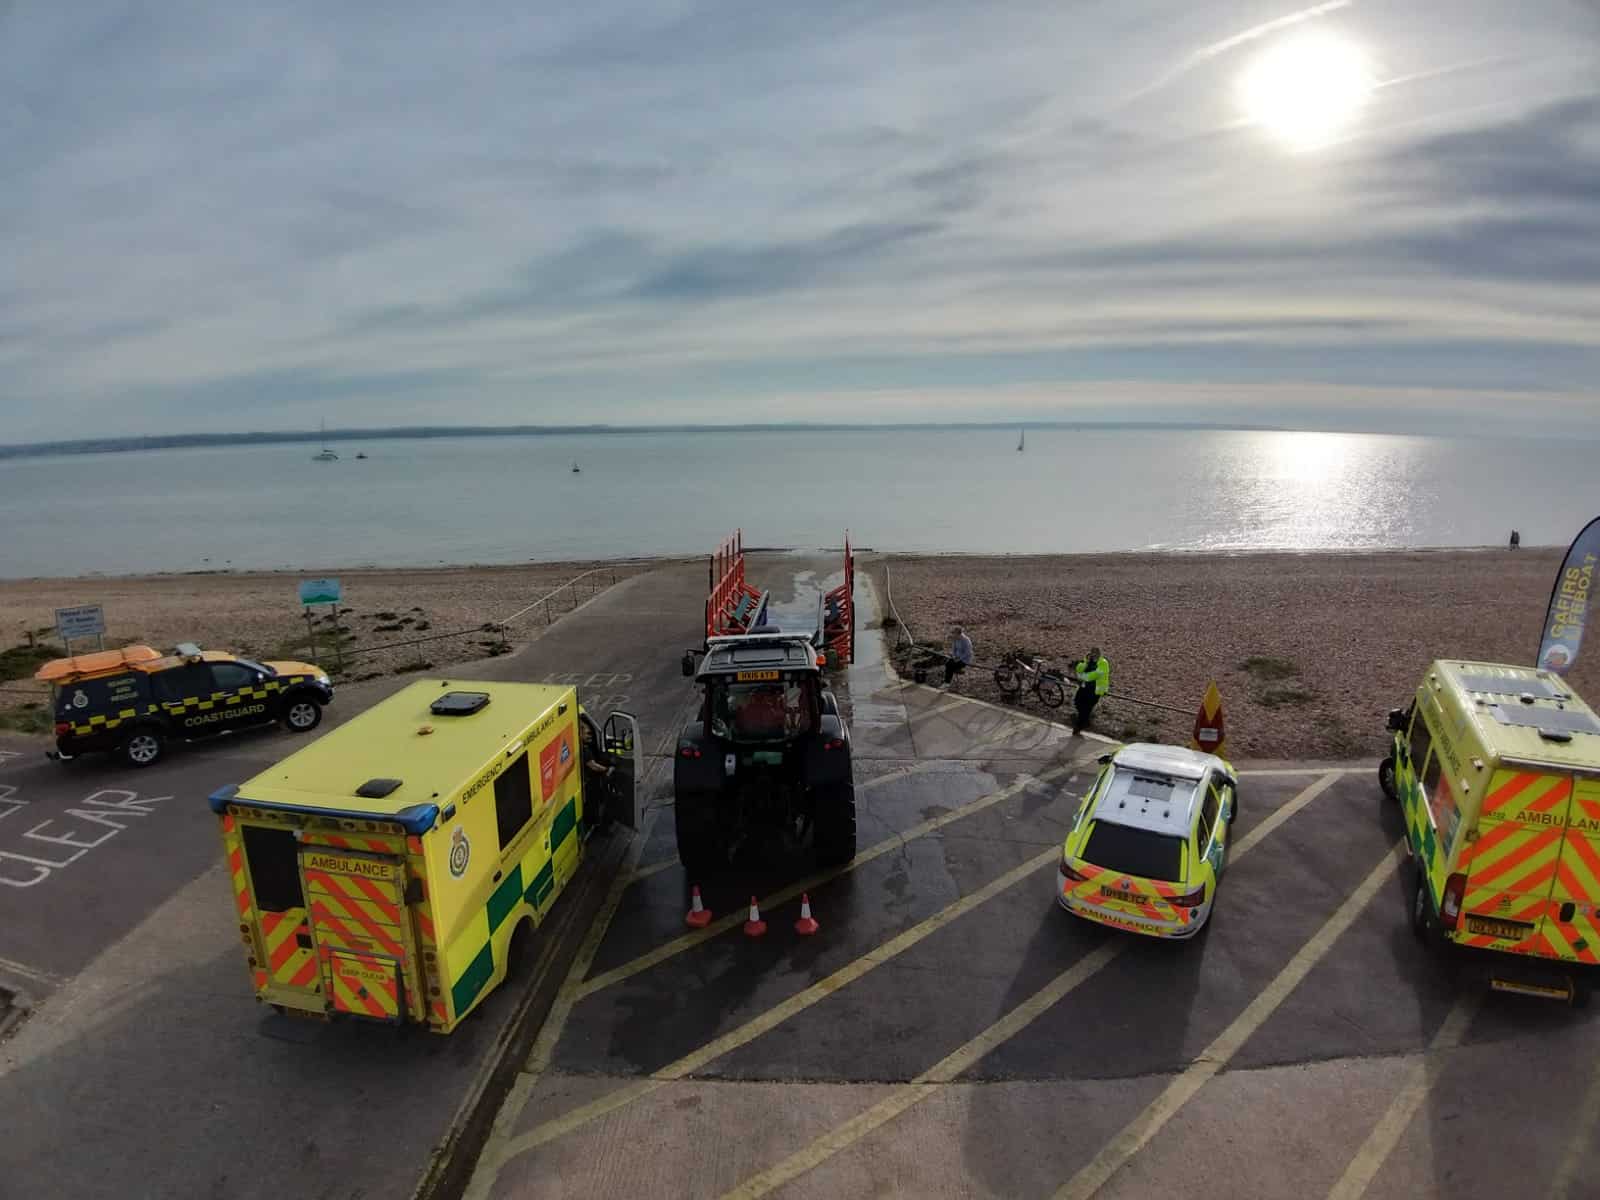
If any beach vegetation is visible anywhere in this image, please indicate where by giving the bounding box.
[1258,684,1316,708]
[0,701,52,735]
[394,659,434,673]
[1,641,64,683]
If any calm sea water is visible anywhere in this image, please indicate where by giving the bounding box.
[2,428,1597,578]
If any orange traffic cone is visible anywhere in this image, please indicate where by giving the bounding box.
[685,885,712,929]
[743,895,768,938]
[794,893,819,936]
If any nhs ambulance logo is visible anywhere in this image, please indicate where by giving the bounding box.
[560,741,572,768]
[449,826,471,878]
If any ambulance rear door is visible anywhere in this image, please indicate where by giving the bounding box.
[298,846,420,1023]
[602,711,641,830]
[1547,775,1600,964]
[1457,767,1572,955]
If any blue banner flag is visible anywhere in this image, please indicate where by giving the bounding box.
[1538,518,1600,675]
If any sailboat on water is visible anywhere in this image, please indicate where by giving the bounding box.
[313,420,339,462]
[571,460,581,474]
[1017,429,1025,452]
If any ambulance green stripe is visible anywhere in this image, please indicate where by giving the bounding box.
[551,797,577,851]
[488,866,525,933]
[527,860,555,909]
[452,942,494,1014]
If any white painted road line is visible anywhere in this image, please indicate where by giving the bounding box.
[0,953,63,988]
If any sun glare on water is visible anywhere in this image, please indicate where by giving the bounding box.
[1237,33,1374,150]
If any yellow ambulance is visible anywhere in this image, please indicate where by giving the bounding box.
[209,680,638,1031]
[1381,660,1600,1002]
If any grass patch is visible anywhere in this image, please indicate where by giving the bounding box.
[414,621,431,632]
[1,642,65,683]
[1241,655,1299,682]
[394,659,434,674]
[373,623,405,632]
[0,702,53,735]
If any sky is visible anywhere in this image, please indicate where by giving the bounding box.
[3,0,1600,442]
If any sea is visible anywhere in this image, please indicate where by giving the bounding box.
[3,428,1598,579]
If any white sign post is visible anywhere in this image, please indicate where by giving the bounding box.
[55,605,105,654]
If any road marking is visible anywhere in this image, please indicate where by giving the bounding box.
[577,763,1075,999]
[1238,767,1366,778]
[1054,839,1406,1200]
[1551,1045,1600,1200]
[1326,992,1480,1200]
[718,770,1348,1199]
[485,846,1061,1171]
[1230,769,1343,858]
[623,758,959,885]
[899,680,1118,746]
[0,953,63,987]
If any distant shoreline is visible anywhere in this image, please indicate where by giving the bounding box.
[4,420,1590,461]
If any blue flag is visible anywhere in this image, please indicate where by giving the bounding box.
[1538,517,1600,675]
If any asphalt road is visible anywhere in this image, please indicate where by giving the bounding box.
[456,575,1600,1200]
[0,559,712,1200]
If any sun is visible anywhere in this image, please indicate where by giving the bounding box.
[1237,33,1374,151]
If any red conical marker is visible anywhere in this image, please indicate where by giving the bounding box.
[743,895,768,938]
[685,884,713,929]
[794,893,819,936]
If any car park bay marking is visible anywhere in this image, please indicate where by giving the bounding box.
[576,763,1076,1000]
[1325,992,1480,1200]
[0,954,63,988]
[715,770,1349,1200]
[473,846,1063,1184]
[1053,839,1407,1200]
[1551,1050,1600,1200]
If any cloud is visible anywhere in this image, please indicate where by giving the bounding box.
[2,0,1599,441]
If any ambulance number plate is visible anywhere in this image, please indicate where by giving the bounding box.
[1100,886,1143,905]
[735,670,780,682]
[1467,916,1533,941]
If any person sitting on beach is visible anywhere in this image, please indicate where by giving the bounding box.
[945,626,974,688]
[1072,647,1110,733]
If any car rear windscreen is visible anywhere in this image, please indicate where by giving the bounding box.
[1083,821,1185,882]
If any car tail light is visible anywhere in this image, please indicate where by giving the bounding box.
[823,738,846,751]
[1059,853,1088,882]
[678,745,702,759]
[1440,872,1467,929]
[1172,885,1207,909]
[54,722,70,736]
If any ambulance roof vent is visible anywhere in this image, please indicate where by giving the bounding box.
[431,690,491,717]
[356,777,403,798]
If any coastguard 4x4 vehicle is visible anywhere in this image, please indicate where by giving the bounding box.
[1058,743,1239,939]
[35,642,332,767]
[675,632,855,872]
[1381,659,1600,1003]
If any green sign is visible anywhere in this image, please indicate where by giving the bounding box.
[298,577,342,606]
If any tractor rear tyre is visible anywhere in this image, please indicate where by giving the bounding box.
[814,782,857,868]
[674,790,725,876]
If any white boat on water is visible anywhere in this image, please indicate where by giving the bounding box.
[313,420,338,461]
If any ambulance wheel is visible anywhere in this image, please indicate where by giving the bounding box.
[282,696,323,733]
[506,919,536,981]
[1572,978,1591,1010]
[674,791,725,875]
[121,728,165,768]
[1379,756,1398,802]
[813,782,857,868]
[1411,871,1438,943]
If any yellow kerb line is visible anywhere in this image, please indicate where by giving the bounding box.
[1326,992,1480,1200]
[1053,838,1407,1200]
[718,770,1349,1200]
[577,761,1076,1000]
[487,845,1061,1167]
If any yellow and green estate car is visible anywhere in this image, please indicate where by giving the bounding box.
[1058,743,1239,939]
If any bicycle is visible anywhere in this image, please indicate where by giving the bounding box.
[993,648,1066,708]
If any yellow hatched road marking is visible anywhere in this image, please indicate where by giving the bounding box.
[716,771,1349,1200]
[1325,993,1480,1200]
[482,846,1060,1172]
[1552,1052,1600,1200]
[1053,839,1406,1200]
[577,763,1075,999]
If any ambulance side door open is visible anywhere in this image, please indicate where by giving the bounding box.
[603,711,641,830]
